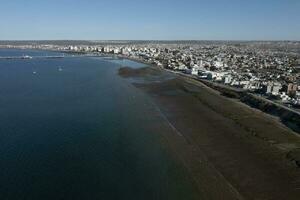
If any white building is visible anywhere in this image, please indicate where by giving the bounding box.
[191,67,198,75]
[223,75,233,84]
[267,82,282,96]
[214,61,224,68]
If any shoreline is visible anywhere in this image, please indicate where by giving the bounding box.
[112,54,300,134]
[1,47,299,135]
[118,65,300,199]
[1,47,299,199]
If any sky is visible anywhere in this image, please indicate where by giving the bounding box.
[0,0,300,40]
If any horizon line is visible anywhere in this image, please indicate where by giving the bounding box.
[1,39,300,42]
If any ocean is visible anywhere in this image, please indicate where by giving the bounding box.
[0,49,198,200]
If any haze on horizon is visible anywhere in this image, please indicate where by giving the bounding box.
[1,0,300,41]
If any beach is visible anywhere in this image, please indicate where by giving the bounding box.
[119,66,300,200]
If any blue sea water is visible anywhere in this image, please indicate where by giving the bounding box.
[0,49,198,200]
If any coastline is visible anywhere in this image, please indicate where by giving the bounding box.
[118,65,300,199]
[1,47,299,199]
[3,46,298,137]
[113,53,300,134]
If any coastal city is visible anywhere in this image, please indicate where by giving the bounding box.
[2,41,299,111]
[2,1,300,199]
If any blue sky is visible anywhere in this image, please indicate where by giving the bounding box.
[0,0,299,40]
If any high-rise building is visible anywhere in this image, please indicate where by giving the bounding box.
[287,83,298,97]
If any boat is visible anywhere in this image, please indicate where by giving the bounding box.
[22,55,33,59]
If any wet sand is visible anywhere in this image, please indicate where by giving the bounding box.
[119,66,300,200]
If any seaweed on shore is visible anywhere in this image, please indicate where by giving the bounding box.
[118,66,162,78]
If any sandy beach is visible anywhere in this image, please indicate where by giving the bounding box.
[119,66,300,200]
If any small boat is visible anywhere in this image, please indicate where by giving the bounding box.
[22,55,33,59]
[33,71,37,74]
[58,67,63,71]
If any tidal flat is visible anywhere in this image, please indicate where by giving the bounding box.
[119,66,300,200]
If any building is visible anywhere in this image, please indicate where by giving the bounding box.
[287,83,298,97]
[223,75,233,84]
[266,82,282,96]
[191,67,199,75]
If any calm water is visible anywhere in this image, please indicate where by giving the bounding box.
[0,49,198,200]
